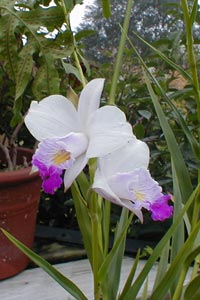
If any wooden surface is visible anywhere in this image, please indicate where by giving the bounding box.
[0,257,191,300]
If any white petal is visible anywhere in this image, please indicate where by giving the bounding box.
[107,173,144,221]
[86,106,133,157]
[25,95,81,141]
[63,154,88,190]
[93,169,143,222]
[97,138,149,178]
[92,168,123,204]
[78,78,105,127]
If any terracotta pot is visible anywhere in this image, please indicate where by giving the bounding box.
[0,147,41,280]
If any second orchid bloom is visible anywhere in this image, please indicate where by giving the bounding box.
[25,78,173,222]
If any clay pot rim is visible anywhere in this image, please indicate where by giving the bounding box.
[0,147,39,184]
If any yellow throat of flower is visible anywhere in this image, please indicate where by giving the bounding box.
[135,191,144,201]
[53,151,71,165]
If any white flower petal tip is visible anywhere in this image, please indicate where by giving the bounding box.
[78,78,105,126]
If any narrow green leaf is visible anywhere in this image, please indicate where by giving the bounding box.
[62,62,82,83]
[119,249,141,300]
[152,239,170,291]
[190,0,198,27]
[126,32,200,162]
[103,208,131,300]
[101,0,111,18]
[184,276,200,300]
[71,182,93,264]
[144,72,193,203]
[138,110,151,120]
[132,31,192,83]
[76,171,90,200]
[1,228,87,300]
[170,162,185,294]
[123,184,199,300]
[171,246,200,300]
[141,278,149,300]
[150,222,200,300]
[122,28,200,163]
[98,210,133,284]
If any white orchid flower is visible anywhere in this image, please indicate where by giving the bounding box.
[25,78,133,194]
[92,139,173,222]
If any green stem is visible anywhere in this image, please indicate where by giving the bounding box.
[181,0,200,176]
[109,0,134,105]
[90,193,101,300]
[103,200,111,256]
[172,268,187,300]
[191,185,200,279]
[60,0,87,87]
[181,0,200,280]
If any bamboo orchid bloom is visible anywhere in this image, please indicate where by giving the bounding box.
[25,79,133,194]
[92,139,173,222]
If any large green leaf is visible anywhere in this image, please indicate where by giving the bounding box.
[0,15,18,81]
[1,228,87,300]
[15,44,35,100]
[18,6,65,31]
[32,54,60,99]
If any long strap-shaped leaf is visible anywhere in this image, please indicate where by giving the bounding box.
[1,228,88,300]
[124,32,194,205]
[130,30,200,161]
[143,71,193,203]
[132,31,192,82]
[150,222,200,300]
[122,184,199,300]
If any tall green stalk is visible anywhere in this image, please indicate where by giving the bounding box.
[109,0,134,104]
[181,0,200,279]
[181,0,200,174]
[60,0,87,87]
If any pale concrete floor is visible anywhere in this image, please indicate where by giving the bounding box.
[0,257,192,300]
[0,257,157,300]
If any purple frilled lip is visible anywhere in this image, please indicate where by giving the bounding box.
[33,158,63,194]
[149,194,173,221]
